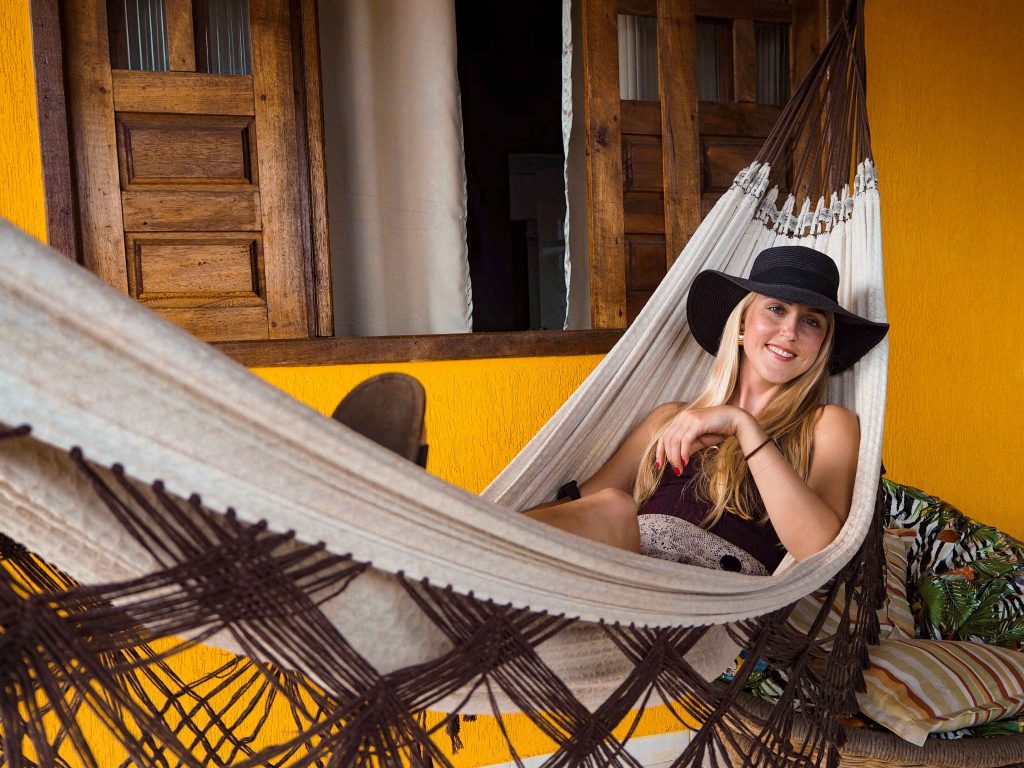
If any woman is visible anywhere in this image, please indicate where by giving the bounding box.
[525,245,889,574]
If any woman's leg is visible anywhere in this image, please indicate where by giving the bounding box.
[523,488,640,552]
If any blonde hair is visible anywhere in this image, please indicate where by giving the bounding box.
[633,293,835,526]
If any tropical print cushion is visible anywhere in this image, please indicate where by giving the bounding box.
[723,526,918,705]
[881,478,1024,649]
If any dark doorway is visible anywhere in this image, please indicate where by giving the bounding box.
[455,1,566,332]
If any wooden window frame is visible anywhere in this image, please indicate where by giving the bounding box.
[31,0,623,366]
[30,0,839,368]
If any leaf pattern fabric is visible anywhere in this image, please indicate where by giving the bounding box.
[882,478,1024,650]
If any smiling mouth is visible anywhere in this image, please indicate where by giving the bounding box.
[766,344,796,361]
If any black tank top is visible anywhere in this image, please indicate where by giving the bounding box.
[637,450,785,573]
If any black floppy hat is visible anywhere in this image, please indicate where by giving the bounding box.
[685,245,889,374]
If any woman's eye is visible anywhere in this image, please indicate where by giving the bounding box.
[804,317,820,328]
[767,305,783,314]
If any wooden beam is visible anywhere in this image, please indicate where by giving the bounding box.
[695,0,792,23]
[165,0,197,71]
[699,101,781,137]
[297,0,334,336]
[793,0,826,89]
[657,0,702,267]
[732,18,757,103]
[121,191,261,231]
[64,0,129,292]
[792,0,829,203]
[215,330,625,368]
[619,0,657,15]
[620,101,662,135]
[112,71,255,114]
[250,0,311,338]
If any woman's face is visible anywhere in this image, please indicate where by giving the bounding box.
[740,294,829,386]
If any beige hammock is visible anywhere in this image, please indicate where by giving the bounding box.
[0,5,989,767]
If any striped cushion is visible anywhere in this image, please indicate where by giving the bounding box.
[787,531,915,644]
[878,529,915,638]
[857,638,1024,745]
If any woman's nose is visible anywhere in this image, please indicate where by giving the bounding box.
[779,318,799,338]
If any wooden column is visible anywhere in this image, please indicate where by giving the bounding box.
[250,0,311,338]
[297,0,334,336]
[165,0,196,71]
[582,0,628,329]
[64,0,129,292]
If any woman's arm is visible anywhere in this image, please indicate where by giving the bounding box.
[519,403,682,550]
[737,404,859,560]
[655,404,860,560]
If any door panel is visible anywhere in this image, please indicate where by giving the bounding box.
[581,0,828,328]
[116,113,258,186]
[121,191,262,231]
[64,0,310,341]
[111,71,256,114]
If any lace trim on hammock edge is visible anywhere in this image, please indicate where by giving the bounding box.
[733,160,878,238]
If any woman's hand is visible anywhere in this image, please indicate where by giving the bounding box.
[656,405,757,474]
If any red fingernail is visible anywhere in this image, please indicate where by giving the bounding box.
[654,460,661,470]
[673,465,681,476]
[681,458,688,467]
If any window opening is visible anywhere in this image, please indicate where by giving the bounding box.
[107,0,170,71]
[617,14,659,102]
[756,22,790,105]
[456,1,566,332]
[193,0,253,75]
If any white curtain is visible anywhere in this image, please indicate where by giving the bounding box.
[318,0,473,336]
[563,0,591,329]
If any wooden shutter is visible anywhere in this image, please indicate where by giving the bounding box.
[63,0,312,341]
[581,0,829,328]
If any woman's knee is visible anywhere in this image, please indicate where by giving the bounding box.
[589,488,640,549]
[590,487,638,517]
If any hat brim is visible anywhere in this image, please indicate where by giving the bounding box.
[685,270,889,374]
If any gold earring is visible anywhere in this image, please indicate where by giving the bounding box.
[738,332,744,346]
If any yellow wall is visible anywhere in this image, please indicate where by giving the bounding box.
[2,1,1023,764]
[0,0,46,241]
[866,0,1024,530]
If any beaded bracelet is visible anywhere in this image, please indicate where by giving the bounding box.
[744,436,777,462]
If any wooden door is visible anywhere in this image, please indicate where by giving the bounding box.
[64,0,311,341]
[581,0,829,327]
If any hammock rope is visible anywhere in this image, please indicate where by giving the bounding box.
[0,1,901,765]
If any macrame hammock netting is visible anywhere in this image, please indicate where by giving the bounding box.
[0,4,923,767]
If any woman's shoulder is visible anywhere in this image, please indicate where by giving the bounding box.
[813,404,860,442]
